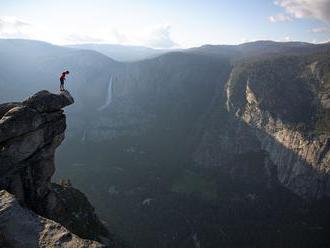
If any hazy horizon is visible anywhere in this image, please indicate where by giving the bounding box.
[1,0,329,48]
[1,37,329,51]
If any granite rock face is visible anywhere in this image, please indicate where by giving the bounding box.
[0,90,73,207]
[0,90,112,247]
[46,183,111,244]
[238,85,330,199]
[193,56,330,200]
[23,90,74,113]
[0,190,104,248]
[225,59,330,199]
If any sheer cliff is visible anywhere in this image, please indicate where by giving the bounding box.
[226,56,330,199]
[195,53,330,200]
[0,90,114,247]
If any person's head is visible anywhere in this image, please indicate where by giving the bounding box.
[65,70,70,74]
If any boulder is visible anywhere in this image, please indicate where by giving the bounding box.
[23,90,74,113]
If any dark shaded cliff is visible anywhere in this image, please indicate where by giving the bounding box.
[224,55,330,199]
[0,90,114,247]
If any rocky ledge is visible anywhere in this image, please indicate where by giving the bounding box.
[0,190,104,248]
[0,91,113,247]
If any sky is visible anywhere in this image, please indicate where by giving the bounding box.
[0,0,330,48]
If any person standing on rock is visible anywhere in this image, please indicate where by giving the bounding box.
[60,70,70,91]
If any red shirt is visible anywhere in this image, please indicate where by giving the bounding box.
[60,72,66,80]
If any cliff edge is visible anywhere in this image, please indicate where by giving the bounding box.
[225,58,330,199]
[0,90,113,247]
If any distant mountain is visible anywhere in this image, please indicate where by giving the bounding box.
[189,40,330,60]
[66,43,175,62]
[0,39,120,104]
[1,38,330,248]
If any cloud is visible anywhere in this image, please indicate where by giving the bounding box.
[0,16,32,38]
[64,25,179,48]
[239,37,251,44]
[283,36,291,41]
[274,0,330,23]
[0,16,63,43]
[0,15,179,48]
[145,25,178,49]
[316,39,330,44]
[0,16,30,29]
[112,29,128,44]
[310,27,329,33]
[269,13,292,22]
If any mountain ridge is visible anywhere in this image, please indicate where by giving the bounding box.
[66,43,173,62]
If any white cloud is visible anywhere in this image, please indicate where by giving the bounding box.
[0,16,67,44]
[310,27,329,33]
[318,39,330,43]
[284,36,291,41]
[0,16,30,29]
[0,15,179,48]
[269,13,292,22]
[63,25,179,48]
[144,25,178,48]
[274,0,330,23]
[0,16,32,38]
[239,37,251,44]
[315,39,330,44]
[112,29,128,44]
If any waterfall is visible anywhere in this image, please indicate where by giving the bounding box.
[81,129,87,143]
[98,76,113,111]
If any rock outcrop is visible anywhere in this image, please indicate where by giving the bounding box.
[0,190,104,248]
[0,90,112,247]
[0,90,73,208]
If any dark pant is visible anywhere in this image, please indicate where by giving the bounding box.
[60,79,64,90]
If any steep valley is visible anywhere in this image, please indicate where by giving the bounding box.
[56,45,330,247]
[0,39,330,247]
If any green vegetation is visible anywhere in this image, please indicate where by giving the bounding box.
[314,108,330,135]
[172,170,217,200]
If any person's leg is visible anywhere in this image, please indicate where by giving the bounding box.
[60,80,64,91]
